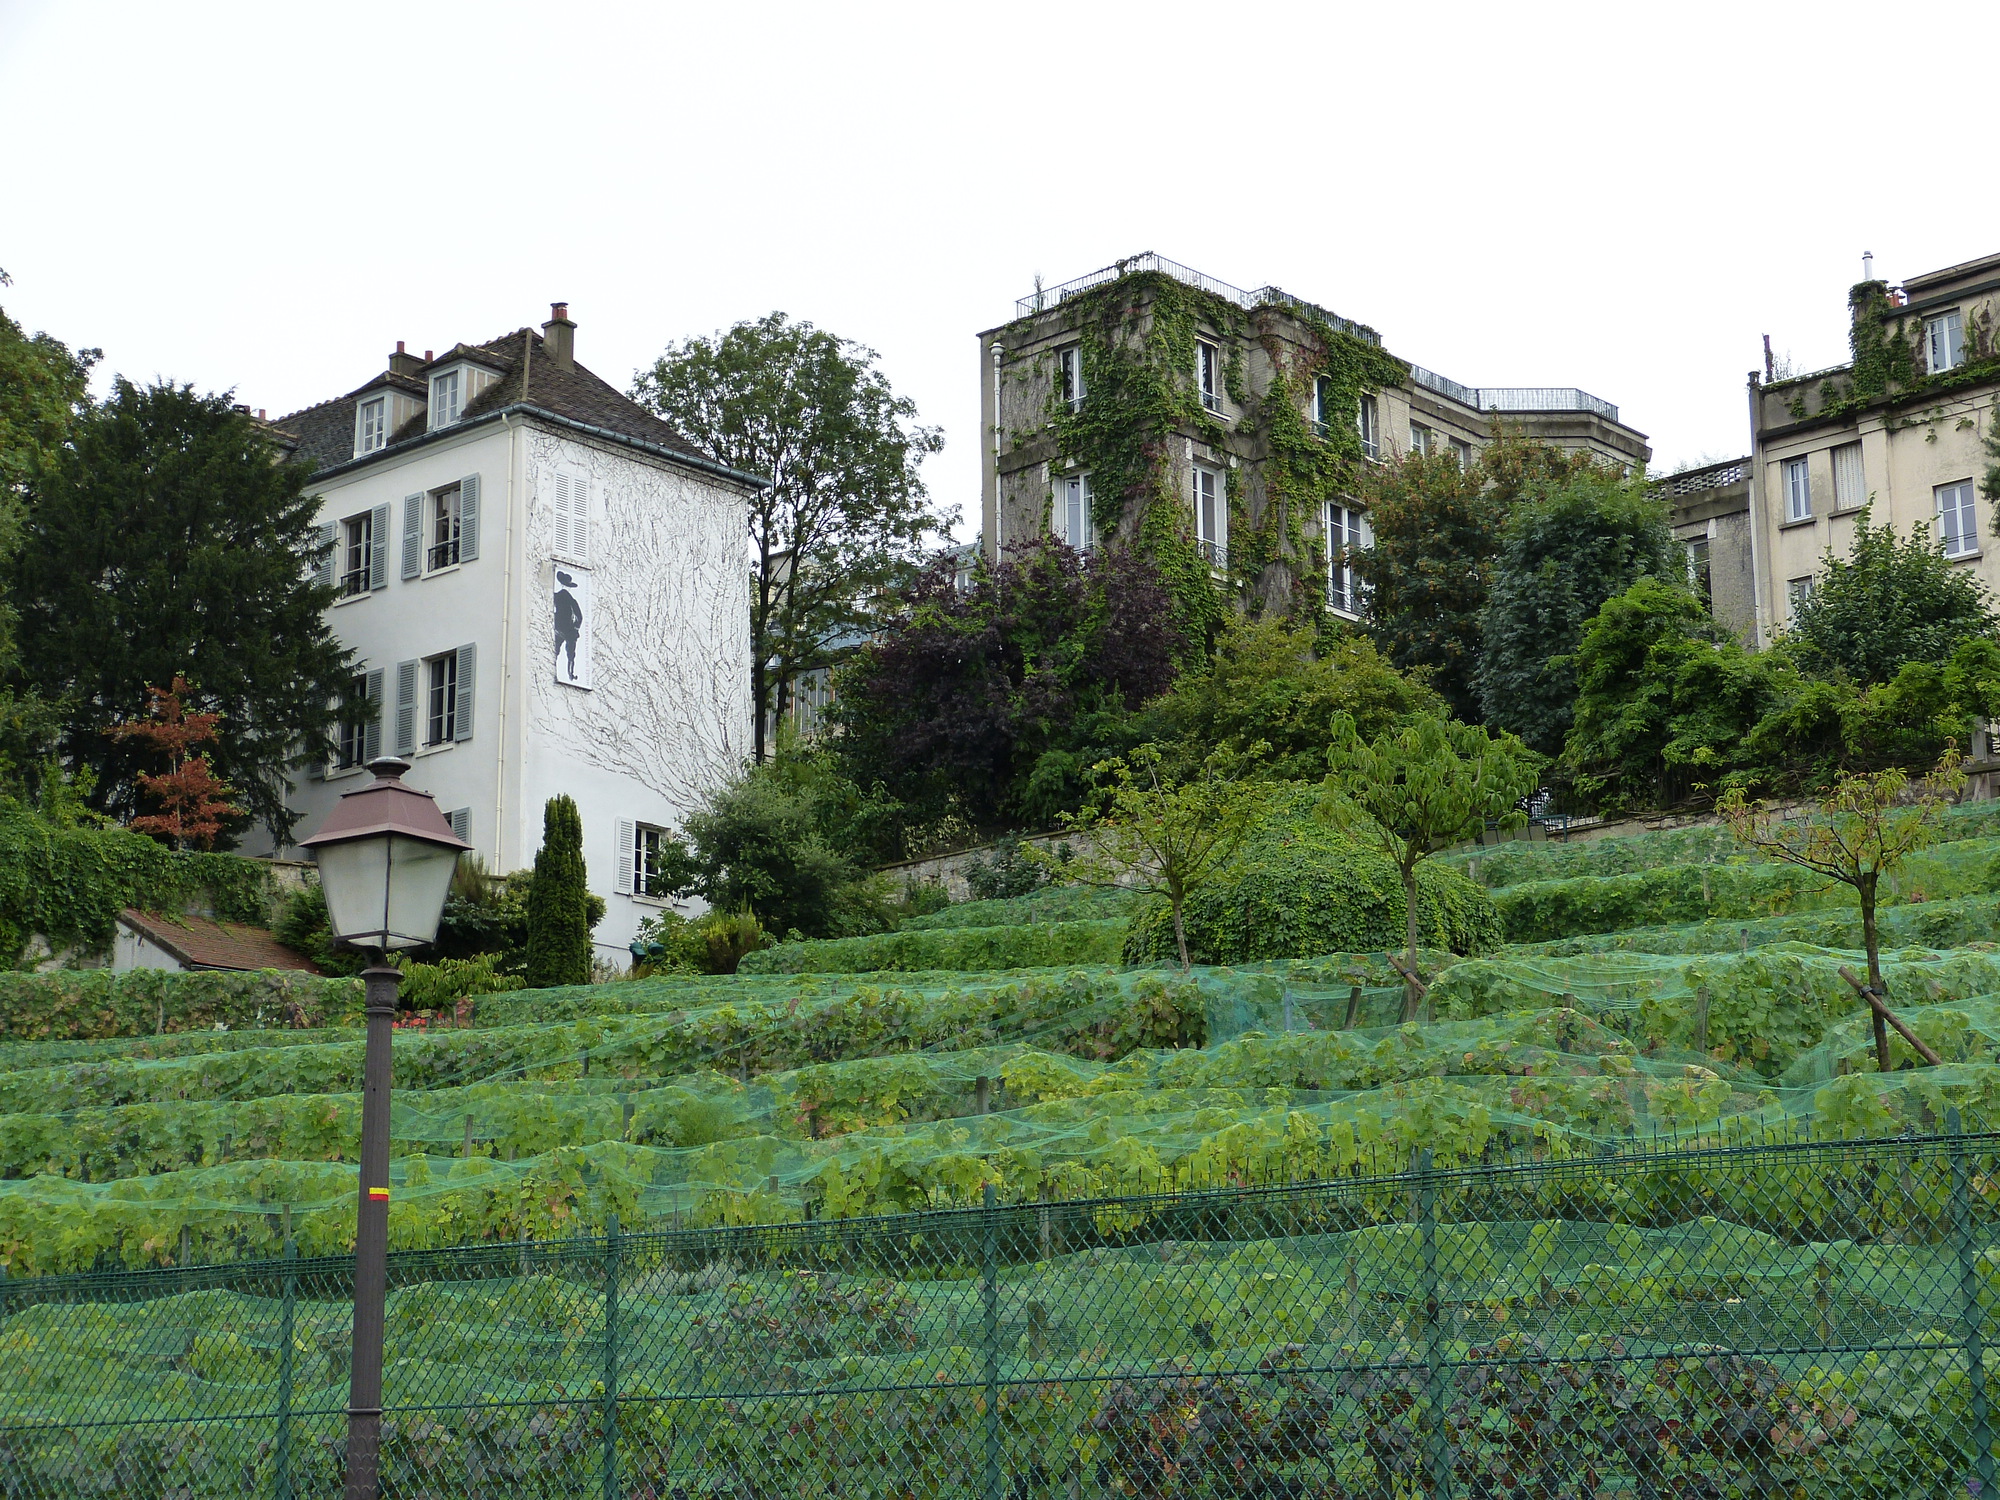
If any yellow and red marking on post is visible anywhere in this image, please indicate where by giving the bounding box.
[368,1186,390,1202]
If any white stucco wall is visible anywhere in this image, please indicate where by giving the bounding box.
[113,923,188,973]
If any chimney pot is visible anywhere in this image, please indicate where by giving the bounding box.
[257,409,266,421]
[396,340,406,354]
[424,350,433,363]
[542,302,576,371]
[388,341,423,379]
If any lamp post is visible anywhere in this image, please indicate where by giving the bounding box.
[298,755,468,1500]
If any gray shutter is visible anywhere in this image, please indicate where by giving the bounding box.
[306,747,324,781]
[394,660,419,755]
[369,503,391,590]
[458,474,480,562]
[448,807,471,842]
[453,643,476,741]
[314,522,337,589]
[363,669,384,763]
[401,494,424,579]
[615,819,634,895]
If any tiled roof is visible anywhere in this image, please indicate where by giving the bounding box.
[118,909,320,973]
[272,327,723,476]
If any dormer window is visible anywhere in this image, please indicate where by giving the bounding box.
[355,397,387,456]
[429,369,462,429]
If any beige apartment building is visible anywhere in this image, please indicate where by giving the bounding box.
[1751,251,2000,646]
[978,254,1650,620]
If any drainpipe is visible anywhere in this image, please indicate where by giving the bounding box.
[1744,371,1766,651]
[991,342,1004,557]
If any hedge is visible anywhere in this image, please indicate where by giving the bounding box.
[0,968,362,1042]
[737,918,1131,975]
[900,885,1141,932]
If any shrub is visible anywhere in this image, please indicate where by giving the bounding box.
[962,841,1049,901]
[738,918,1130,974]
[901,884,1140,932]
[524,796,592,988]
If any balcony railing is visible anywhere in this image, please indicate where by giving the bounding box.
[1198,539,1227,569]
[1409,366,1620,422]
[1014,253,1380,345]
[1658,459,1749,498]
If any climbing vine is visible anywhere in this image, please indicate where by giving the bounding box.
[1790,280,2000,425]
[1034,270,1405,651]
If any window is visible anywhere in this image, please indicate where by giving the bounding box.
[1832,442,1865,511]
[1452,438,1474,469]
[430,485,461,571]
[1057,346,1084,409]
[336,672,369,769]
[551,471,589,562]
[634,823,672,898]
[1193,466,1224,564]
[1938,479,1979,558]
[341,513,373,597]
[430,369,462,428]
[1310,376,1333,436]
[1358,394,1379,460]
[1686,536,1712,612]
[356,397,387,456]
[426,651,459,745]
[1926,310,1965,374]
[1783,457,1811,522]
[1195,340,1220,412]
[1788,576,1814,615]
[1056,473,1091,551]
[1409,423,1432,457]
[1326,503,1370,615]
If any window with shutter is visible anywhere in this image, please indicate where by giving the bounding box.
[458,474,481,561]
[315,522,337,590]
[428,486,461,571]
[336,671,370,770]
[615,819,635,895]
[340,515,372,597]
[363,669,384,763]
[453,642,476,741]
[447,808,470,843]
[368,503,391,589]
[552,471,589,562]
[394,660,419,754]
[401,494,424,579]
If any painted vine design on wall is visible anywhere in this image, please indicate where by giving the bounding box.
[1031,270,1405,648]
[527,432,751,812]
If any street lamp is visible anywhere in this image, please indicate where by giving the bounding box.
[298,754,468,1500]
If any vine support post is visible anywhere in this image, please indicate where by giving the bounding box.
[274,1229,297,1500]
[982,1181,1002,1500]
[1950,1108,1995,1494]
[601,1211,620,1500]
[1418,1148,1451,1500]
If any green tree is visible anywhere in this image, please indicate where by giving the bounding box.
[1786,509,1994,685]
[524,795,593,987]
[0,287,96,499]
[1719,756,1962,1073]
[1151,617,1440,781]
[10,380,354,842]
[1349,448,1506,721]
[631,313,950,762]
[1322,711,1539,1019]
[1476,461,1681,756]
[1041,743,1270,970]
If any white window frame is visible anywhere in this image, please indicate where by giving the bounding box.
[1057,346,1085,410]
[1926,309,1965,374]
[1409,422,1431,457]
[1055,473,1091,551]
[1193,465,1225,564]
[1195,340,1220,412]
[1938,479,1979,558]
[340,513,373,597]
[1787,575,1815,615]
[1452,438,1474,469]
[355,396,387,456]
[633,822,671,900]
[1358,393,1379,460]
[1783,457,1811,522]
[429,484,462,571]
[1326,502,1371,616]
[1831,441,1865,511]
[335,671,370,770]
[425,650,459,746]
[429,368,462,429]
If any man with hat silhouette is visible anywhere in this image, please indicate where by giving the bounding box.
[554,570,583,682]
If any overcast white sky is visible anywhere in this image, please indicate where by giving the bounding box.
[4,0,1997,538]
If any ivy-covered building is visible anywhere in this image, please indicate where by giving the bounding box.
[1751,250,2000,647]
[977,253,1650,632]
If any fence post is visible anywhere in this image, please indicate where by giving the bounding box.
[275,1230,296,1500]
[1418,1148,1451,1500]
[601,1212,620,1500]
[1950,1109,1995,1494]
[982,1181,1001,1500]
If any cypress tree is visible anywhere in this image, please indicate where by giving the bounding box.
[525,795,592,988]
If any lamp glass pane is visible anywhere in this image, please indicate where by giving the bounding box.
[381,833,459,948]
[315,836,392,946]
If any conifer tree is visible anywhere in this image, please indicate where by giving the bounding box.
[524,795,593,988]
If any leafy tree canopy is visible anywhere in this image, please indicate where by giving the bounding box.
[1786,509,1995,685]
[9,380,354,843]
[1477,459,1681,756]
[631,313,951,761]
[0,292,97,500]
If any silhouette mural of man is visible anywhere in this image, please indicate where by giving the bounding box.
[554,571,584,682]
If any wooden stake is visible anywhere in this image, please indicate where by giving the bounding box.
[1837,966,1943,1067]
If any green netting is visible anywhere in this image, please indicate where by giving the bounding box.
[899,884,1143,931]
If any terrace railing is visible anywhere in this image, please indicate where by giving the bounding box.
[1014,253,1381,345]
[5,1126,1999,1497]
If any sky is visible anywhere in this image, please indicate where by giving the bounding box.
[4,0,1999,541]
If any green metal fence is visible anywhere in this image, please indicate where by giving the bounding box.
[7,1124,2000,1497]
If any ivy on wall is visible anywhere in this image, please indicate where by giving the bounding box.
[1033,271,1405,648]
[1788,280,2000,424]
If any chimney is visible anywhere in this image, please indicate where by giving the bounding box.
[424,350,433,363]
[388,339,423,379]
[1862,250,1875,282]
[542,302,575,370]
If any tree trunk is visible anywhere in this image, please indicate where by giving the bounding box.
[1401,864,1422,1023]
[751,649,769,764]
[1171,889,1190,972]
[1861,872,1891,1072]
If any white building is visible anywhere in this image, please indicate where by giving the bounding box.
[263,304,762,967]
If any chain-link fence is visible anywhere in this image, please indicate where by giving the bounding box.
[6,1125,2000,1497]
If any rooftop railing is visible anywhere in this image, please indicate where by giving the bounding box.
[1658,458,1750,498]
[1411,366,1620,421]
[1014,253,1381,345]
